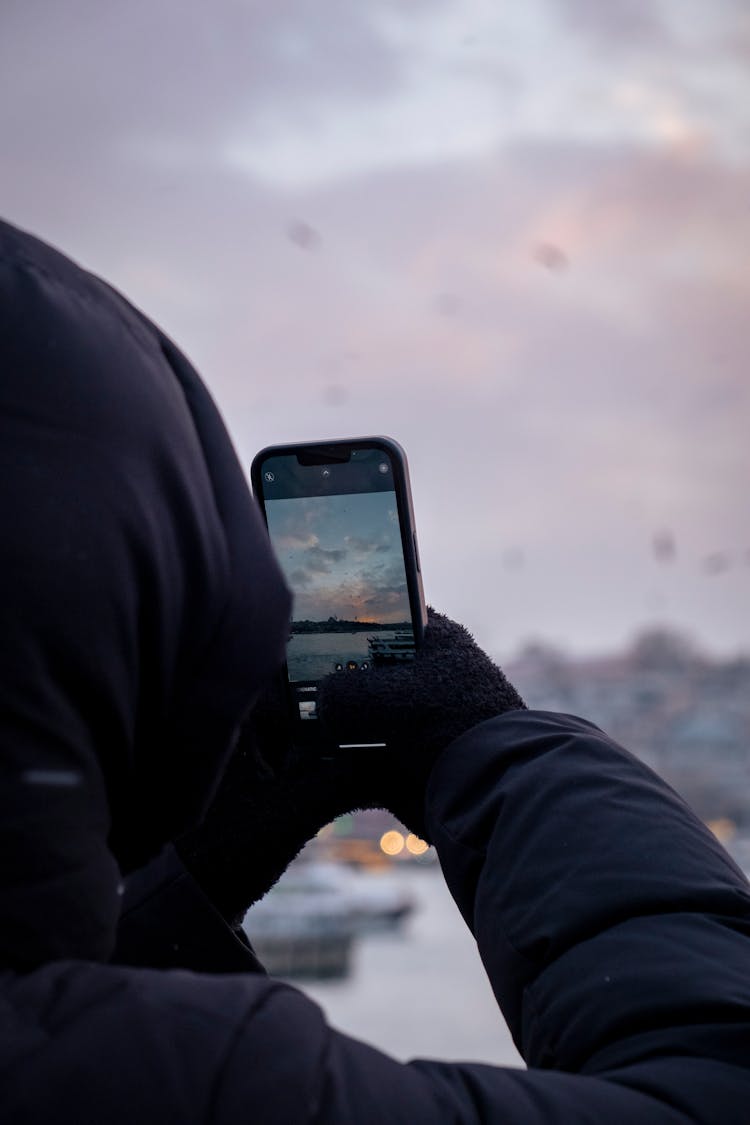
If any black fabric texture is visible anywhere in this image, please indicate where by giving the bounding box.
[0,218,291,969]
[5,710,750,1123]
[114,843,266,974]
[317,609,526,762]
[316,607,527,836]
[178,610,526,922]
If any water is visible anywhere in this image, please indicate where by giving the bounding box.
[287,632,372,680]
[291,866,524,1067]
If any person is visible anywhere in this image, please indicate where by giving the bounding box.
[1,216,749,1124]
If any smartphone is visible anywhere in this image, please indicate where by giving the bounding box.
[251,437,427,749]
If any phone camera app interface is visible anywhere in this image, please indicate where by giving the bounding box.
[260,447,416,719]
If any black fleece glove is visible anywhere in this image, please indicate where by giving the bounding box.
[177,610,525,924]
[176,718,356,926]
[315,608,525,832]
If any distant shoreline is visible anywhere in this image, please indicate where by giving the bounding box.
[291,620,411,635]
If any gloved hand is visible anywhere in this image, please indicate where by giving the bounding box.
[175,698,344,926]
[316,608,526,826]
[176,609,525,925]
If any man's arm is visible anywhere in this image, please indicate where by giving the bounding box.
[109,710,750,1121]
[212,711,750,1123]
[418,710,750,1118]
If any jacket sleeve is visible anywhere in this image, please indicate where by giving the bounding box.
[412,710,750,1120]
[110,710,750,1123]
[212,710,750,1124]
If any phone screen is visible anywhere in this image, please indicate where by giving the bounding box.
[255,443,419,724]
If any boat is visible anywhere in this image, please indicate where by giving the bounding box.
[242,861,417,978]
[367,631,415,664]
[299,861,416,931]
[243,867,357,979]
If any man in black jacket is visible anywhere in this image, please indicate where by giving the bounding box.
[1,217,749,1123]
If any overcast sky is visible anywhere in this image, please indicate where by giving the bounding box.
[266,492,410,623]
[2,0,748,657]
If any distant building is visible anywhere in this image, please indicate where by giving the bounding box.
[507,629,750,829]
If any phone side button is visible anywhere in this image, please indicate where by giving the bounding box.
[413,532,421,573]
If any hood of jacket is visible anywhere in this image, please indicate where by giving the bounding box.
[0,220,291,969]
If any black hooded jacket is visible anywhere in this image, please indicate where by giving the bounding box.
[0,218,292,967]
[1,219,749,1123]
